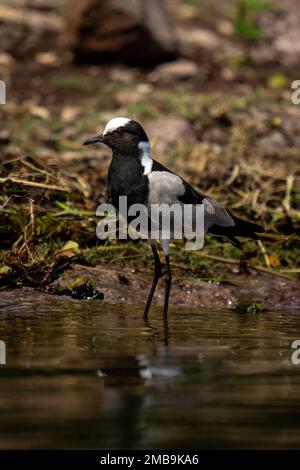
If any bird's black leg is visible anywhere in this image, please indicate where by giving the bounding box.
[163,255,172,322]
[143,244,162,321]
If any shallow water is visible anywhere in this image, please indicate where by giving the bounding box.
[0,291,300,449]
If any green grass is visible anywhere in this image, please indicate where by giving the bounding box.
[0,74,298,290]
[233,0,275,39]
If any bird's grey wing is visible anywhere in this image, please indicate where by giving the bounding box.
[177,178,234,231]
[147,171,186,241]
[202,197,234,230]
[148,171,185,205]
[148,171,234,233]
[148,160,262,248]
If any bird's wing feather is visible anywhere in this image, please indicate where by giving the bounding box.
[150,160,234,229]
[148,171,185,205]
[149,160,264,245]
[203,197,234,228]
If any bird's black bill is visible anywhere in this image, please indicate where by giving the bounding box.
[83,134,105,145]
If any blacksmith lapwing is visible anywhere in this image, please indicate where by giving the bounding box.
[84,117,264,321]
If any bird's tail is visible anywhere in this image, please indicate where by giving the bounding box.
[209,215,264,249]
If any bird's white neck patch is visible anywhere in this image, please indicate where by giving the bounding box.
[103,117,131,135]
[138,141,152,175]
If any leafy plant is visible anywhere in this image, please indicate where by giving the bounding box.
[233,0,275,39]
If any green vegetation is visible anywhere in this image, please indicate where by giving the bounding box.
[235,300,265,313]
[233,0,275,39]
[0,71,299,293]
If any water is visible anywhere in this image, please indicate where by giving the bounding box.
[0,291,300,449]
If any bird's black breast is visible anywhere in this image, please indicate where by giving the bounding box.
[107,152,149,210]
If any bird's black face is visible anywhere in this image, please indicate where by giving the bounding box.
[84,129,141,152]
[83,118,149,154]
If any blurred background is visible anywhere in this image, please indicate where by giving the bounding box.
[0,0,299,298]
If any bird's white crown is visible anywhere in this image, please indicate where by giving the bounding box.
[103,117,131,135]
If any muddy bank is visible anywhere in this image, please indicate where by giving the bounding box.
[30,264,300,311]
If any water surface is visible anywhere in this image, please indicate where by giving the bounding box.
[0,291,300,449]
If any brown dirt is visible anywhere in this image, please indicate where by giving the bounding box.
[48,263,300,311]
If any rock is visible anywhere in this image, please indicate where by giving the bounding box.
[115,90,145,107]
[178,27,221,51]
[146,117,196,155]
[61,106,81,122]
[148,59,200,83]
[27,104,50,120]
[115,83,152,105]
[0,4,62,33]
[108,66,137,83]
[248,0,300,71]
[177,25,242,62]
[0,52,14,83]
[0,130,10,145]
[64,0,178,64]
[259,131,287,156]
[202,127,228,146]
[0,3,63,57]
[35,51,60,66]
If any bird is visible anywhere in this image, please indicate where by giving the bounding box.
[83,117,264,321]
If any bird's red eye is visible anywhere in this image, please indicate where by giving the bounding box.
[115,128,123,137]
